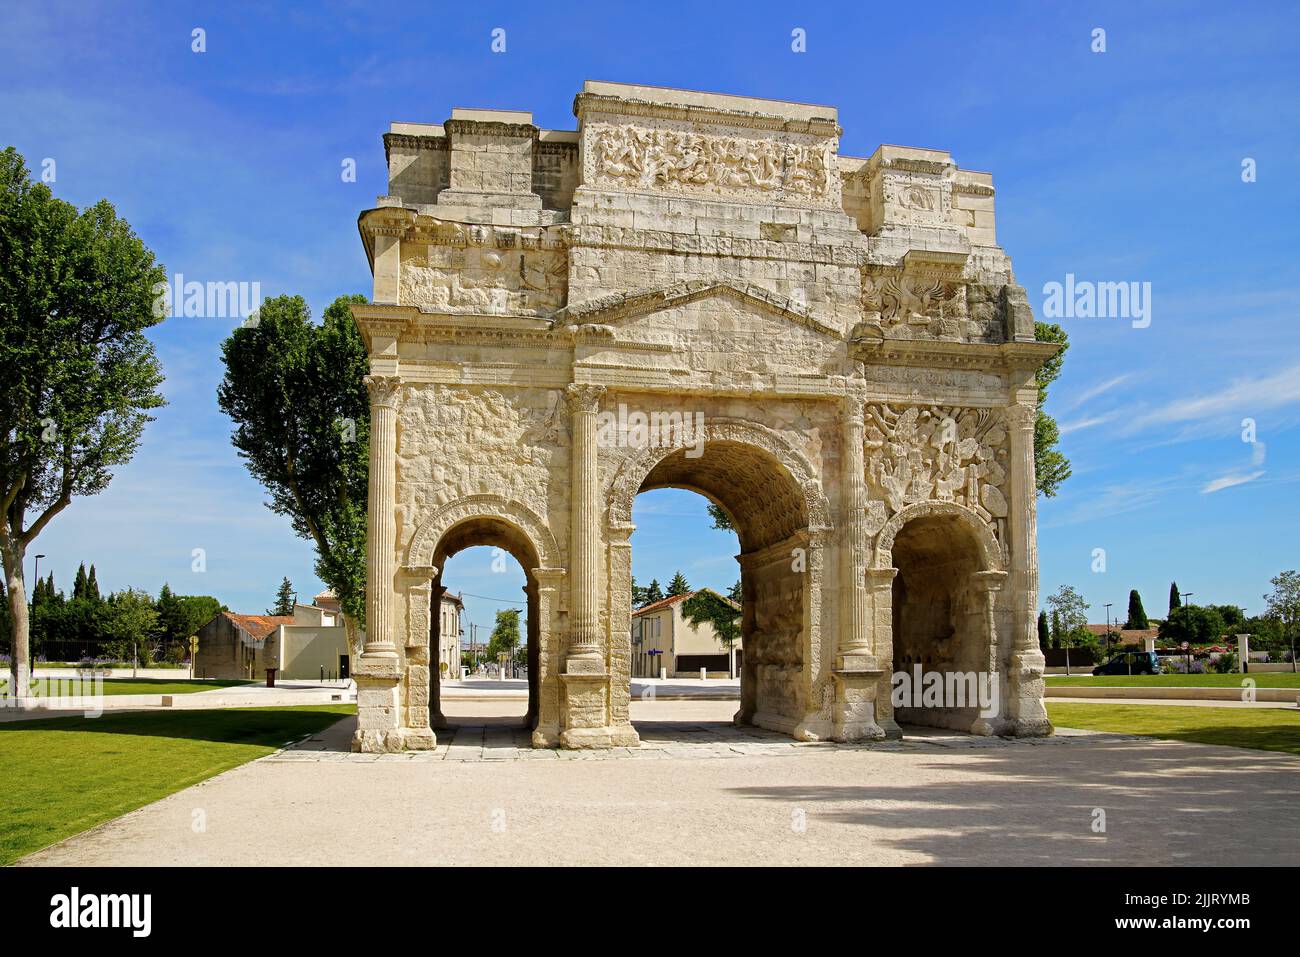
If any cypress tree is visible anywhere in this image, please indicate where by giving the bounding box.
[1037,610,1050,650]
[1168,582,1181,616]
[86,564,101,602]
[666,571,691,596]
[73,563,88,600]
[1126,589,1149,630]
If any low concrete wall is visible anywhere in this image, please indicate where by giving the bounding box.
[1047,685,1299,703]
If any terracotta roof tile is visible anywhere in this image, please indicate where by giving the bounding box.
[224,612,293,641]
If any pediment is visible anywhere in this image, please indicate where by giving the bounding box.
[553,280,843,340]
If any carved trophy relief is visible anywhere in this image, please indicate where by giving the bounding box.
[863,403,1010,552]
[399,224,569,314]
[862,274,971,341]
[592,124,834,202]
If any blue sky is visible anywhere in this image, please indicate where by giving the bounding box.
[2,1,1297,635]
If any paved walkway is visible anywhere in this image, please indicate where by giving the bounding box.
[18,700,1300,866]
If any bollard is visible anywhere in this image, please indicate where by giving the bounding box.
[659,666,667,680]
[700,667,707,681]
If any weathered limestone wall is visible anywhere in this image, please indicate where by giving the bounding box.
[348,80,1058,752]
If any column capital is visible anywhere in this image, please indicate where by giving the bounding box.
[565,382,606,414]
[1004,402,1036,431]
[364,374,402,409]
[972,569,1008,591]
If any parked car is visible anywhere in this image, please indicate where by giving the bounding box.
[1092,650,1160,675]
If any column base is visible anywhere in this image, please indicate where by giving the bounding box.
[831,668,887,742]
[1008,650,1053,736]
[559,725,641,749]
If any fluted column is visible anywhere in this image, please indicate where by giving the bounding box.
[566,382,606,668]
[839,392,872,664]
[363,374,401,657]
[1005,399,1051,735]
[1006,402,1038,656]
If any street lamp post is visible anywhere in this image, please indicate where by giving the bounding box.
[1182,592,1194,672]
[1104,602,1113,662]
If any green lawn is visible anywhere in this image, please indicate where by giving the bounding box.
[1046,672,1300,688]
[0,677,252,697]
[0,705,354,865]
[1047,702,1300,756]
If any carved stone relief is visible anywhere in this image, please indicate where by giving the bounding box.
[400,222,569,315]
[591,124,835,202]
[863,403,1010,554]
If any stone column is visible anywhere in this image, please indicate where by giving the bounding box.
[559,383,630,748]
[565,382,606,670]
[352,373,404,753]
[832,393,886,742]
[363,374,401,657]
[865,566,900,738]
[1005,401,1051,735]
[969,569,1007,736]
[839,393,873,667]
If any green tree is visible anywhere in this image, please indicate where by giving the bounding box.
[268,576,295,616]
[1046,585,1091,670]
[643,579,664,605]
[86,563,100,602]
[1159,604,1226,647]
[155,584,223,647]
[1125,589,1149,630]
[102,588,161,664]
[1037,610,1050,651]
[1033,321,1071,497]
[631,576,648,608]
[0,147,166,696]
[666,571,691,597]
[73,563,88,600]
[681,589,741,648]
[727,579,742,604]
[707,501,733,531]
[486,608,521,661]
[1168,582,1181,615]
[1264,570,1300,672]
[218,294,370,651]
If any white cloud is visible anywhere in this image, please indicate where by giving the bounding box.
[1064,374,1132,410]
[1125,362,1300,434]
[1201,470,1266,494]
[1060,412,1120,435]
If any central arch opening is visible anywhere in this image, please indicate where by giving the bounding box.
[625,438,814,740]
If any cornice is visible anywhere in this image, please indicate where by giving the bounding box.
[573,92,840,138]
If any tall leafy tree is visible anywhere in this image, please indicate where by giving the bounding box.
[486,608,521,661]
[86,563,101,602]
[643,579,664,605]
[219,294,370,650]
[666,571,691,597]
[1264,570,1300,673]
[1125,589,1149,630]
[0,147,166,697]
[268,576,295,616]
[73,563,88,600]
[1033,321,1071,497]
[1169,582,1182,616]
[1037,610,1050,651]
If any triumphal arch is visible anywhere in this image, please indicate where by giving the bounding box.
[348,81,1057,751]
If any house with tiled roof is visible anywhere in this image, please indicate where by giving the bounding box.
[630,588,741,678]
[194,598,352,682]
